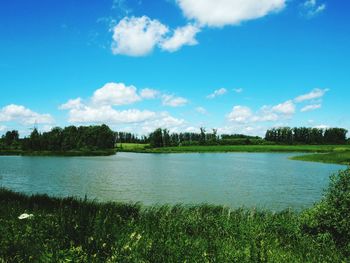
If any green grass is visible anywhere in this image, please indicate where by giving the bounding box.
[116,143,150,152]
[2,169,350,262]
[117,144,350,164]
[117,144,350,154]
[291,151,350,165]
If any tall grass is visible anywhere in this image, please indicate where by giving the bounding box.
[1,169,350,262]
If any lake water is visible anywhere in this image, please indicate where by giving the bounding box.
[0,152,346,210]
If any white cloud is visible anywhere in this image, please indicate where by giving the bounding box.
[141,112,186,133]
[111,16,169,56]
[314,124,329,129]
[140,88,159,99]
[111,16,201,56]
[227,106,253,123]
[195,106,207,114]
[207,88,227,99]
[0,125,6,132]
[162,94,188,107]
[294,88,328,103]
[301,104,321,112]
[67,105,156,124]
[92,82,141,106]
[227,100,295,124]
[302,0,326,17]
[234,88,243,93]
[176,0,286,27]
[160,24,200,52]
[59,98,83,110]
[0,104,54,125]
[59,82,188,131]
[271,100,295,115]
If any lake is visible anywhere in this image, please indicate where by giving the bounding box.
[0,152,346,210]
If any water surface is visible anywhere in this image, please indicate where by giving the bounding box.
[0,152,345,210]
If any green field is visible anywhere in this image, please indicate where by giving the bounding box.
[117,144,350,165]
[1,169,350,262]
[291,151,350,165]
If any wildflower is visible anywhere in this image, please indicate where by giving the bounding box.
[18,213,34,220]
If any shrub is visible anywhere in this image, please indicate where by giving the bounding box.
[302,169,350,254]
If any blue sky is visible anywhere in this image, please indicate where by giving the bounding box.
[0,0,349,136]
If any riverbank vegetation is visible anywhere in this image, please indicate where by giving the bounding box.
[291,150,350,165]
[1,169,350,262]
[1,125,349,159]
[0,125,116,156]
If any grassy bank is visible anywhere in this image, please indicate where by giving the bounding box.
[117,143,350,153]
[291,151,350,165]
[0,149,117,157]
[1,169,350,262]
[117,143,350,164]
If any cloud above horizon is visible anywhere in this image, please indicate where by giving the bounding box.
[111,0,288,56]
[301,0,326,17]
[207,88,227,99]
[176,0,286,27]
[0,104,54,126]
[226,88,327,125]
[58,82,188,131]
[111,16,200,56]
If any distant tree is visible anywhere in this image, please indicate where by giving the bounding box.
[199,127,206,145]
[149,128,163,148]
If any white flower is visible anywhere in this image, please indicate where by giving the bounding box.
[18,213,34,220]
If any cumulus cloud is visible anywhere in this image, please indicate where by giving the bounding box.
[67,105,156,124]
[207,88,227,99]
[111,16,200,56]
[302,0,326,17]
[0,104,54,125]
[59,98,83,110]
[227,106,253,123]
[234,88,243,93]
[176,0,286,27]
[271,100,295,115]
[111,16,169,56]
[301,104,321,112]
[110,1,288,56]
[294,88,328,103]
[140,88,159,99]
[195,106,207,114]
[162,94,188,107]
[160,24,200,52]
[59,82,187,131]
[227,100,295,124]
[141,112,186,133]
[92,82,141,106]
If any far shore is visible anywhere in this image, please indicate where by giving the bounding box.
[117,143,350,165]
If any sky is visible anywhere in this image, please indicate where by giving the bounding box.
[0,0,349,137]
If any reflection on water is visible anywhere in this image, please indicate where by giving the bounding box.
[0,152,345,210]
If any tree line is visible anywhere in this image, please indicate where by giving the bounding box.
[265,127,348,145]
[1,125,349,152]
[0,125,115,152]
[147,128,265,148]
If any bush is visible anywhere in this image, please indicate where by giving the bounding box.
[302,169,350,254]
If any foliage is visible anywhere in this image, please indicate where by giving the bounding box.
[0,125,116,154]
[301,169,350,254]
[292,151,350,165]
[265,127,348,145]
[1,176,350,262]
